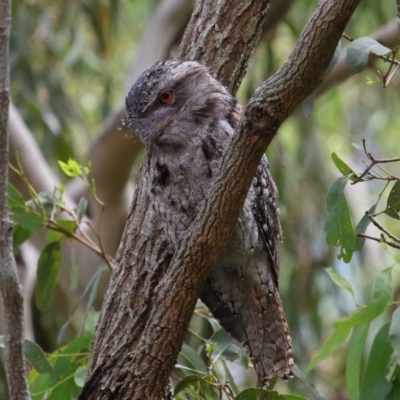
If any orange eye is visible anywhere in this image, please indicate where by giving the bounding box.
[159,90,173,104]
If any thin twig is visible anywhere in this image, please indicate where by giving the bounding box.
[367,213,400,243]
[357,233,400,249]
[46,219,114,269]
[352,139,400,184]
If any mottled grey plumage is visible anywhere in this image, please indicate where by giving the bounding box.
[125,60,293,383]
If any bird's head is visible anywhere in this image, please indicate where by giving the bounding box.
[125,60,228,148]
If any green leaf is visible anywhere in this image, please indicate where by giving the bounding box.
[12,224,33,251]
[325,175,355,263]
[385,181,400,220]
[7,183,26,209]
[293,364,325,400]
[221,358,239,394]
[174,375,215,396]
[346,324,369,400]
[0,337,53,374]
[355,204,377,251]
[282,396,308,400]
[83,309,100,339]
[46,220,76,243]
[386,375,400,400]
[360,322,393,399]
[389,307,400,362]
[346,37,391,72]
[334,267,393,329]
[306,325,351,371]
[331,153,357,180]
[178,343,207,373]
[12,207,45,231]
[74,366,87,388]
[326,267,357,303]
[24,340,54,374]
[58,158,83,177]
[30,336,90,398]
[76,197,88,220]
[209,329,232,362]
[235,389,285,400]
[36,242,62,313]
[221,341,242,362]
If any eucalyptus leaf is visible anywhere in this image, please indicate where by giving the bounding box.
[334,267,393,329]
[326,267,357,303]
[174,375,215,396]
[346,324,369,400]
[355,204,377,251]
[346,37,391,72]
[36,241,62,313]
[389,307,400,362]
[385,181,400,220]
[360,323,393,399]
[325,175,355,263]
[331,153,357,180]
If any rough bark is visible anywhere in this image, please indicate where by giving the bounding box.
[80,0,361,399]
[179,0,273,95]
[0,0,30,399]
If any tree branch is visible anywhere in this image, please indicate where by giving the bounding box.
[179,0,273,95]
[81,0,361,398]
[0,0,30,398]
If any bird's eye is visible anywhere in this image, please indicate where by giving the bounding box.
[159,90,173,104]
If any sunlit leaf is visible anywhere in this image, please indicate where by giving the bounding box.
[346,324,369,400]
[334,267,393,329]
[385,181,400,220]
[360,323,393,399]
[325,175,355,263]
[58,158,83,177]
[36,241,62,313]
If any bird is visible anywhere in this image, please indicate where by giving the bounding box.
[125,59,293,385]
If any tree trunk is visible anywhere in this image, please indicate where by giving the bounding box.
[80,0,361,398]
[0,0,30,398]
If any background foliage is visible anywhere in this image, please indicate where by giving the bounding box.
[1,0,400,399]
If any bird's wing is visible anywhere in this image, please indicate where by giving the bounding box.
[200,155,293,385]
